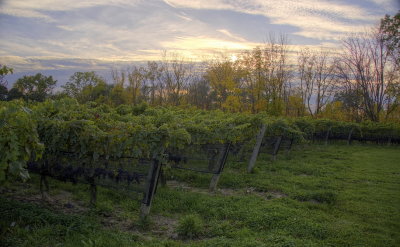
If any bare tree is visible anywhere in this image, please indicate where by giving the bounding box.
[146,61,163,106]
[111,68,126,86]
[297,48,336,117]
[186,76,212,109]
[336,28,399,121]
[262,34,293,115]
[160,52,194,106]
[236,34,292,114]
[239,47,267,113]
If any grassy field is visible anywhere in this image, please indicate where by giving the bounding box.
[1,143,399,247]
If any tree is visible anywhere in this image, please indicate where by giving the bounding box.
[240,47,269,113]
[110,68,129,106]
[319,101,349,121]
[146,61,163,106]
[63,71,106,103]
[127,65,147,105]
[0,65,13,87]
[333,89,363,122]
[186,77,212,110]
[161,52,194,106]
[335,27,399,122]
[262,34,293,116]
[205,58,242,111]
[380,11,400,65]
[7,88,24,101]
[285,92,306,117]
[297,48,336,117]
[0,85,8,101]
[81,81,113,104]
[380,11,400,121]
[0,65,13,101]
[237,35,292,115]
[13,73,56,102]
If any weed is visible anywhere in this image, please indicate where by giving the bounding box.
[176,214,204,239]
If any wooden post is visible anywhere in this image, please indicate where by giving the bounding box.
[90,182,97,207]
[272,136,283,161]
[285,138,294,156]
[209,143,230,192]
[247,124,267,173]
[140,160,161,219]
[324,126,332,146]
[209,175,220,192]
[159,167,167,187]
[88,177,97,207]
[347,128,354,145]
[40,174,50,200]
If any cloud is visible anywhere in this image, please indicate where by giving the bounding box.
[0,7,55,22]
[0,0,396,73]
[1,0,263,63]
[368,0,399,11]
[217,29,247,42]
[160,35,260,60]
[163,0,386,40]
[0,0,142,20]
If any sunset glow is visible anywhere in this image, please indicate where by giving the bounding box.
[0,0,398,81]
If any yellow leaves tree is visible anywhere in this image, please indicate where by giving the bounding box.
[205,59,243,110]
[286,94,306,117]
[318,101,350,121]
[222,95,241,112]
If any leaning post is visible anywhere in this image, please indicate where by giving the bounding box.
[324,126,332,146]
[209,143,231,192]
[140,159,161,219]
[271,136,283,161]
[247,124,267,173]
[347,128,354,145]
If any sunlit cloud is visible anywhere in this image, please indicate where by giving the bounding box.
[217,29,247,42]
[0,0,397,79]
[163,0,386,41]
[162,36,255,51]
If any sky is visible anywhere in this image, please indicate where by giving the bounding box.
[0,0,399,85]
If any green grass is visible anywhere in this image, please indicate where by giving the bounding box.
[1,143,399,246]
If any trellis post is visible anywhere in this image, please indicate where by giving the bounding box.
[209,143,231,192]
[324,126,332,146]
[387,136,392,146]
[40,174,50,200]
[347,128,354,145]
[89,179,97,207]
[40,161,50,201]
[247,124,267,173]
[285,138,294,156]
[140,159,161,219]
[272,136,283,161]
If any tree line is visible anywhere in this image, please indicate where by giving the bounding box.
[1,12,398,122]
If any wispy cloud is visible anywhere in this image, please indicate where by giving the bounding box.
[0,0,142,20]
[367,0,399,11]
[0,0,396,75]
[163,0,387,40]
